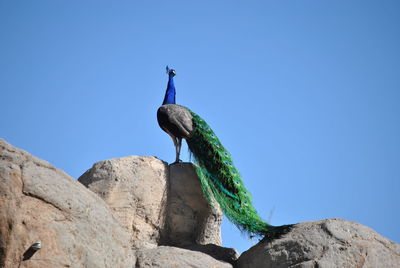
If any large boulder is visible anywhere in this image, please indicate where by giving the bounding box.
[237,218,400,268]
[0,139,134,268]
[78,159,223,248]
[164,163,223,247]
[78,156,169,249]
[134,246,231,268]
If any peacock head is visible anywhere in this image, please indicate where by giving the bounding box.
[166,66,176,77]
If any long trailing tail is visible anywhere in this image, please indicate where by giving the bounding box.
[186,109,286,238]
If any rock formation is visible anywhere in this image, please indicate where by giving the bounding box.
[0,139,134,268]
[78,156,169,249]
[1,139,399,268]
[78,159,223,249]
[0,139,234,267]
[134,246,231,268]
[237,218,400,268]
[162,163,223,247]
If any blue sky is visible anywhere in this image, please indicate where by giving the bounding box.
[1,1,399,253]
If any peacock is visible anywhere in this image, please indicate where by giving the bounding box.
[157,66,289,238]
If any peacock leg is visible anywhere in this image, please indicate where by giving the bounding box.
[175,137,182,163]
[164,130,181,163]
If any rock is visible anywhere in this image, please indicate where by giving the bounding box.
[184,244,239,265]
[237,218,400,268]
[165,163,223,247]
[134,246,232,268]
[7,138,398,268]
[78,156,169,249]
[78,159,223,249]
[0,139,134,268]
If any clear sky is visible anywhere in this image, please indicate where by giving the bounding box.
[1,1,399,253]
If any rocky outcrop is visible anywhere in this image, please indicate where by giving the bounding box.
[78,159,223,249]
[0,139,134,268]
[0,139,233,268]
[164,163,223,247]
[237,218,400,268]
[78,156,169,249]
[1,139,399,268]
[134,246,231,268]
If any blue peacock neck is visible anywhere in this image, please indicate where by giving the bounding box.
[162,74,176,105]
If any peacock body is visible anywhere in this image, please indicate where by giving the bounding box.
[157,66,287,238]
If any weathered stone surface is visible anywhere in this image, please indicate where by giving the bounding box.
[6,139,399,268]
[237,218,400,268]
[0,139,134,268]
[184,244,239,265]
[78,159,223,249]
[134,246,232,268]
[165,163,223,247]
[78,156,169,249]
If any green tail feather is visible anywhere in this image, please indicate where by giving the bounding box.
[186,109,279,237]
